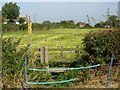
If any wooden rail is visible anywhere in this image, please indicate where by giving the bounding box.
[35,46,81,52]
[16,45,81,64]
[34,45,81,65]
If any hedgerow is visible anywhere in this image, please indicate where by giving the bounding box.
[83,29,120,65]
[2,23,19,32]
[2,37,29,88]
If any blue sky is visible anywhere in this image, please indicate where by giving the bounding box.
[1,1,119,25]
[1,0,120,2]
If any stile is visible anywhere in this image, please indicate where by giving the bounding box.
[38,45,81,64]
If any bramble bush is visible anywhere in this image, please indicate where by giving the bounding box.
[2,37,29,88]
[83,29,120,65]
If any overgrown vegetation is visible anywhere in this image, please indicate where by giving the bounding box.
[2,37,93,88]
[83,29,120,65]
[2,37,29,88]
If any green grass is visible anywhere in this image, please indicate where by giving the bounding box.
[3,28,100,62]
[3,28,97,49]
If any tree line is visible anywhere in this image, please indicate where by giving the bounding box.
[2,2,120,32]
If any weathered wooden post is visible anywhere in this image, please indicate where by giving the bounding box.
[41,47,45,63]
[45,46,48,63]
[45,46,49,68]
[40,46,49,68]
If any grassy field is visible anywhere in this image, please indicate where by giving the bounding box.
[3,28,97,62]
[3,28,101,62]
[3,28,98,49]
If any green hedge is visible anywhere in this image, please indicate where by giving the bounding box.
[83,29,120,65]
[2,23,19,32]
[2,37,29,88]
[2,23,27,32]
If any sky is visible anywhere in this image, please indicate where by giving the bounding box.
[0,0,120,2]
[0,1,119,25]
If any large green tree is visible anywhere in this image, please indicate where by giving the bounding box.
[2,2,20,23]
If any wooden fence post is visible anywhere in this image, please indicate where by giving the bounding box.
[45,46,49,68]
[40,47,49,68]
[41,47,45,63]
[45,46,48,63]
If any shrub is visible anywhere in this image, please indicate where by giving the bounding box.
[2,37,29,88]
[2,23,19,32]
[83,29,120,65]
